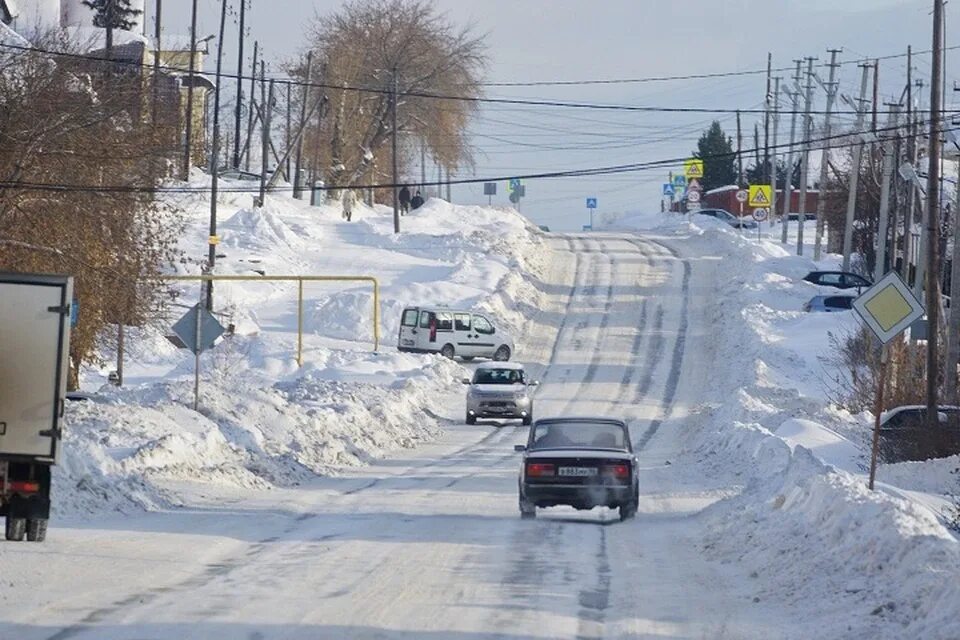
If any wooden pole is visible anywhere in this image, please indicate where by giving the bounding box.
[868,344,890,490]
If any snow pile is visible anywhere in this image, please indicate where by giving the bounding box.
[65,179,552,516]
[642,213,960,638]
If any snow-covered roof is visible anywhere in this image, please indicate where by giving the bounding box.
[63,25,148,53]
[706,185,739,195]
[476,362,526,371]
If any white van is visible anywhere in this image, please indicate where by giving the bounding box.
[397,306,515,361]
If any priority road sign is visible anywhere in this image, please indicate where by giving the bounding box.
[171,303,225,355]
[748,185,772,208]
[736,189,749,203]
[852,271,925,345]
[586,197,598,209]
[684,159,704,179]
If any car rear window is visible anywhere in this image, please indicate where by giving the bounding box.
[401,309,419,327]
[530,421,628,450]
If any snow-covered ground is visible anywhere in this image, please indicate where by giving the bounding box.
[58,175,553,517]
[1,185,959,638]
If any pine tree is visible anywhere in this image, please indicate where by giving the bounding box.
[694,121,737,192]
[82,0,142,54]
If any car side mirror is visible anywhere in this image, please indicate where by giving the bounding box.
[529,381,540,387]
[462,378,472,385]
[514,444,526,452]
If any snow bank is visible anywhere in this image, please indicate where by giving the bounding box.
[650,214,960,638]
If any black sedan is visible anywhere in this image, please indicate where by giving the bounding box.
[514,417,639,522]
[803,271,872,291]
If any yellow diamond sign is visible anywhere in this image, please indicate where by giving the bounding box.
[684,159,704,179]
[748,185,772,208]
[852,271,925,344]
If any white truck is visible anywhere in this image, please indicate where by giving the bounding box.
[0,273,73,542]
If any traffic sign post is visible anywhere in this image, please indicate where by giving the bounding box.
[484,182,497,205]
[684,158,704,180]
[748,185,773,208]
[172,300,226,411]
[752,208,769,241]
[852,271,926,490]
[586,198,597,230]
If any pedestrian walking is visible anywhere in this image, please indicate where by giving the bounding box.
[399,185,411,215]
[342,188,357,222]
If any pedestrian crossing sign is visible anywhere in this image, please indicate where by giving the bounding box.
[684,159,704,179]
[748,185,772,208]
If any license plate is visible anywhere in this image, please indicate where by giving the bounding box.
[558,467,598,477]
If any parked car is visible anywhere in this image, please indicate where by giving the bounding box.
[878,406,960,463]
[537,225,551,232]
[803,295,855,312]
[515,417,639,522]
[463,362,538,425]
[787,213,818,221]
[397,306,515,361]
[696,208,757,229]
[803,271,872,291]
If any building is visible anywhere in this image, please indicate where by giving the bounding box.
[701,185,820,219]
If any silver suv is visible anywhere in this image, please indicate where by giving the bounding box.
[463,363,539,425]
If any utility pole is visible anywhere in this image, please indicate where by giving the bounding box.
[813,49,842,261]
[151,0,161,126]
[797,56,817,256]
[925,0,945,431]
[244,41,258,172]
[763,53,772,186]
[769,76,781,231]
[904,46,915,285]
[872,59,880,133]
[841,63,873,272]
[206,0,228,311]
[182,0,199,180]
[875,105,901,283]
[781,60,803,244]
[420,142,426,189]
[285,83,293,182]
[946,116,960,404]
[294,52,313,200]
[736,110,744,186]
[914,76,928,297]
[232,0,246,170]
[391,67,400,234]
[258,74,272,207]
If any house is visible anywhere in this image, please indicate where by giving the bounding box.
[701,185,820,218]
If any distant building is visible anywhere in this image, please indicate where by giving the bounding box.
[698,184,820,218]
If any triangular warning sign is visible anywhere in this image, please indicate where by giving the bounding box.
[749,186,771,207]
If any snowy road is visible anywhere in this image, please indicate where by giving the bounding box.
[1,233,787,639]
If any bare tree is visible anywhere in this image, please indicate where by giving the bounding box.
[0,38,182,387]
[297,0,486,194]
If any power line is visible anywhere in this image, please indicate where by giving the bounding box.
[5,118,953,195]
[1,40,956,117]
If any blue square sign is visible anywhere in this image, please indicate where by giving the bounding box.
[586,198,598,209]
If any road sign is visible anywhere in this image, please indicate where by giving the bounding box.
[748,185,772,208]
[208,235,221,246]
[687,190,701,203]
[684,159,704,179]
[483,182,497,196]
[662,184,675,197]
[171,304,225,355]
[852,271,925,345]
[688,178,702,192]
[736,189,749,203]
[672,175,687,191]
[509,178,522,192]
[586,197,598,209]
[752,208,769,222]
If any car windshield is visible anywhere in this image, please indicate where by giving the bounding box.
[530,421,628,450]
[473,368,524,384]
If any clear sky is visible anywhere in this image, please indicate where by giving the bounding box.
[151,0,958,230]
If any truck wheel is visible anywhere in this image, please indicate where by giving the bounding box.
[5,517,26,542]
[493,345,511,361]
[26,519,48,542]
[440,344,456,360]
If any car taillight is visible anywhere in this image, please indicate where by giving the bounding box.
[9,481,39,493]
[526,463,555,477]
[602,464,630,479]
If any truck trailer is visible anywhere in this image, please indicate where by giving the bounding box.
[0,273,73,542]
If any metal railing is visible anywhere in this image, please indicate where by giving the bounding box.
[163,275,381,363]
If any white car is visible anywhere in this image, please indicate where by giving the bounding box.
[463,362,538,425]
[397,306,515,361]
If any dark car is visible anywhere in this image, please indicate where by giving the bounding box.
[696,208,757,229]
[802,295,855,312]
[514,417,639,522]
[878,406,960,463]
[803,271,872,291]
